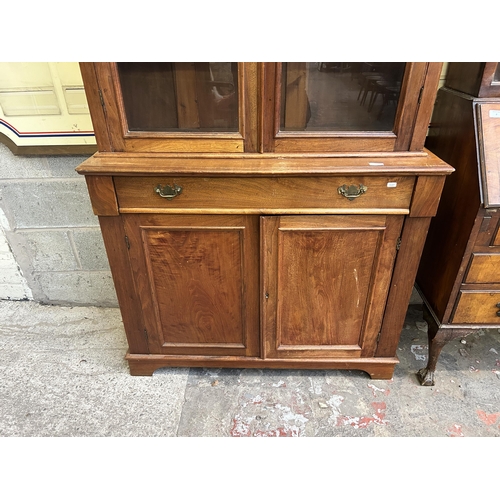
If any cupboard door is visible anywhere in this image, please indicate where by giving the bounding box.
[123,214,259,357]
[261,62,442,152]
[261,215,404,358]
[83,62,258,153]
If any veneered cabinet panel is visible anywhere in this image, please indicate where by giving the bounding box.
[262,214,403,359]
[146,229,242,344]
[123,214,259,357]
[278,222,377,348]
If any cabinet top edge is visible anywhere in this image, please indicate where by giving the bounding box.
[76,150,453,176]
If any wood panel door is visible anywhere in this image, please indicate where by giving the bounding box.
[261,215,404,359]
[123,214,260,357]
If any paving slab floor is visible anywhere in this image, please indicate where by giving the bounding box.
[1,299,500,438]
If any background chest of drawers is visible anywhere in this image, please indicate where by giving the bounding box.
[416,62,500,385]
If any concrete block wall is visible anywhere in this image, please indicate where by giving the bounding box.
[0,222,32,300]
[0,142,118,306]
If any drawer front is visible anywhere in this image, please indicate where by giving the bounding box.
[114,176,415,213]
[452,291,500,324]
[464,253,500,283]
[492,218,500,246]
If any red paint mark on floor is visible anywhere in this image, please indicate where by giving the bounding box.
[230,417,251,437]
[477,410,500,426]
[336,401,388,428]
[230,397,309,437]
[447,424,464,437]
[253,428,295,437]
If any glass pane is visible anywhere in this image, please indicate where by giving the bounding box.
[280,62,406,132]
[493,64,500,83]
[117,62,239,132]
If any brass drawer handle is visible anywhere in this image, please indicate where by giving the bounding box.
[338,184,368,201]
[155,184,183,200]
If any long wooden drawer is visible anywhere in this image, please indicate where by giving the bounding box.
[114,175,415,213]
[452,290,500,324]
[464,253,500,284]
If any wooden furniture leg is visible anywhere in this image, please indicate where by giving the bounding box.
[417,305,475,386]
[417,310,449,386]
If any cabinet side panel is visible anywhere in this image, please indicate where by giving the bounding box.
[416,89,481,320]
[445,62,485,96]
[409,63,443,151]
[79,63,112,152]
[409,175,446,217]
[377,216,431,357]
[393,63,428,151]
[360,215,404,356]
[98,216,149,353]
[85,175,119,216]
[93,64,126,151]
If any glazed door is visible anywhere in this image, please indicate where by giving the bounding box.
[81,62,258,153]
[261,215,404,358]
[123,214,260,356]
[261,62,442,152]
[81,61,440,154]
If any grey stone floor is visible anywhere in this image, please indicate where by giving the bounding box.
[1,299,499,437]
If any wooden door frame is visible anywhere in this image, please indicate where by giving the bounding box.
[260,62,442,153]
[80,62,259,153]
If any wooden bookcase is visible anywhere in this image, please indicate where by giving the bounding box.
[77,62,452,378]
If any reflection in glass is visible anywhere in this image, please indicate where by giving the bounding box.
[280,62,406,132]
[117,62,239,132]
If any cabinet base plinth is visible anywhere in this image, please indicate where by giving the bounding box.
[125,352,398,379]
